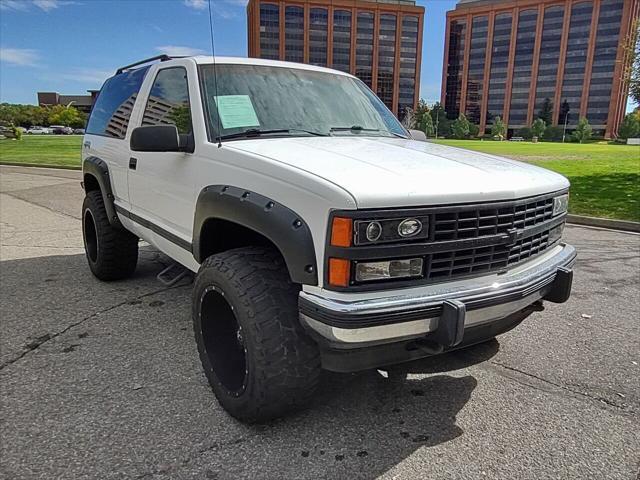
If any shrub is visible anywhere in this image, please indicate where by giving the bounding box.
[491,116,506,141]
[572,117,592,143]
[544,125,564,141]
[516,127,533,140]
[468,123,480,137]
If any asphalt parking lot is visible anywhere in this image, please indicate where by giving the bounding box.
[1,165,639,480]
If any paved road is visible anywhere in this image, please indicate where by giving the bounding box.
[1,165,639,480]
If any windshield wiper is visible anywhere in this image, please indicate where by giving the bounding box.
[218,128,328,140]
[330,125,380,133]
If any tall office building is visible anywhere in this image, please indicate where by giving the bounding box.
[246,0,425,117]
[442,0,639,137]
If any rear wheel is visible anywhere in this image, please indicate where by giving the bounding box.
[193,246,321,423]
[82,190,138,281]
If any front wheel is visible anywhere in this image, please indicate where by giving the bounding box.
[192,247,321,423]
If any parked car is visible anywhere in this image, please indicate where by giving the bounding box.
[27,126,50,134]
[50,125,73,135]
[81,56,575,423]
[73,128,85,135]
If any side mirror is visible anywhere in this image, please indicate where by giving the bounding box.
[130,125,190,152]
[408,129,428,142]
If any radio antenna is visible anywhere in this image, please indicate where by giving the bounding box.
[208,0,222,148]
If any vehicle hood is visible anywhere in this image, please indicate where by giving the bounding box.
[228,137,569,208]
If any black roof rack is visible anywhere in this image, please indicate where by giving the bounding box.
[116,55,183,75]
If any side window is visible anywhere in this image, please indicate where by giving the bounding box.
[142,67,192,135]
[86,66,149,139]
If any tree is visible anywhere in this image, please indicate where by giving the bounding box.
[413,99,430,133]
[572,117,592,143]
[401,107,415,129]
[622,17,639,105]
[468,122,480,137]
[532,118,546,139]
[48,105,86,128]
[537,98,553,125]
[618,113,640,139]
[491,116,506,141]
[451,113,470,139]
[421,110,434,137]
[429,102,449,138]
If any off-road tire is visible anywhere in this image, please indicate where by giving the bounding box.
[82,190,138,281]
[193,246,321,423]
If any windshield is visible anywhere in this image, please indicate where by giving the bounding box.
[198,64,407,141]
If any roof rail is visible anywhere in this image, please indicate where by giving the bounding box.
[115,55,181,75]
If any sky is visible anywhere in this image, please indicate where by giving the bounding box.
[0,0,455,105]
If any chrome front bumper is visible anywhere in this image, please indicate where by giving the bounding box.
[299,243,576,348]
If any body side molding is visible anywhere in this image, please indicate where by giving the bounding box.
[82,157,121,229]
[193,185,318,285]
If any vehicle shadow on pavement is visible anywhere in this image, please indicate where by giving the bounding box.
[0,249,499,479]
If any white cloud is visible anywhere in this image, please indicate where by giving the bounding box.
[156,45,207,57]
[0,0,77,12]
[0,47,39,66]
[184,0,206,9]
[0,0,30,11]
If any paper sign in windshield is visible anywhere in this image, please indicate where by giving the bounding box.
[214,95,260,129]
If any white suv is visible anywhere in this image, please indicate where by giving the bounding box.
[81,55,575,422]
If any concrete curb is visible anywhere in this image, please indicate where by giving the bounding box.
[567,214,640,233]
[0,161,80,170]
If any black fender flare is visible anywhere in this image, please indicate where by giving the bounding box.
[193,185,318,285]
[82,157,122,229]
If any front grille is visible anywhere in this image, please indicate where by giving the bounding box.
[433,197,554,241]
[427,229,552,281]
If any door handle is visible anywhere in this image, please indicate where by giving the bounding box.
[83,141,91,148]
[129,157,137,170]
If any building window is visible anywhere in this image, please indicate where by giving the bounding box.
[508,9,538,127]
[398,15,419,119]
[355,12,374,88]
[464,15,488,125]
[559,1,593,126]
[259,3,279,60]
[533,5,565,122]
[445,18,467,120]
[486,12,512,125]
[586,0,624,127]
[309,8,328,67]
[285,6,304,63]
[377,13,397,110]
[332,10,351,73]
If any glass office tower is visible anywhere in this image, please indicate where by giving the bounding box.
[441,0,639,137]
[247,0,425,118]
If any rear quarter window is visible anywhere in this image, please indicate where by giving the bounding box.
[86,66,150,139]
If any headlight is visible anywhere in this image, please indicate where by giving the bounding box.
[355,258,423,282]
[553,194,569,216]
[355,216,429,245]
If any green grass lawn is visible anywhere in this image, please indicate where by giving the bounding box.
[1,135,638,221]
[0,135,82,168]
[433,140,640,222]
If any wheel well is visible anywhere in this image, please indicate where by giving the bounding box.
[84,173,100,193]
[199,218,286,268]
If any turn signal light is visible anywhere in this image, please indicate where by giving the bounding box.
[328,258,350,287]
[331,217,353,247]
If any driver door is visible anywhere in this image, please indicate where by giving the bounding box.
[128,66,196,245]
